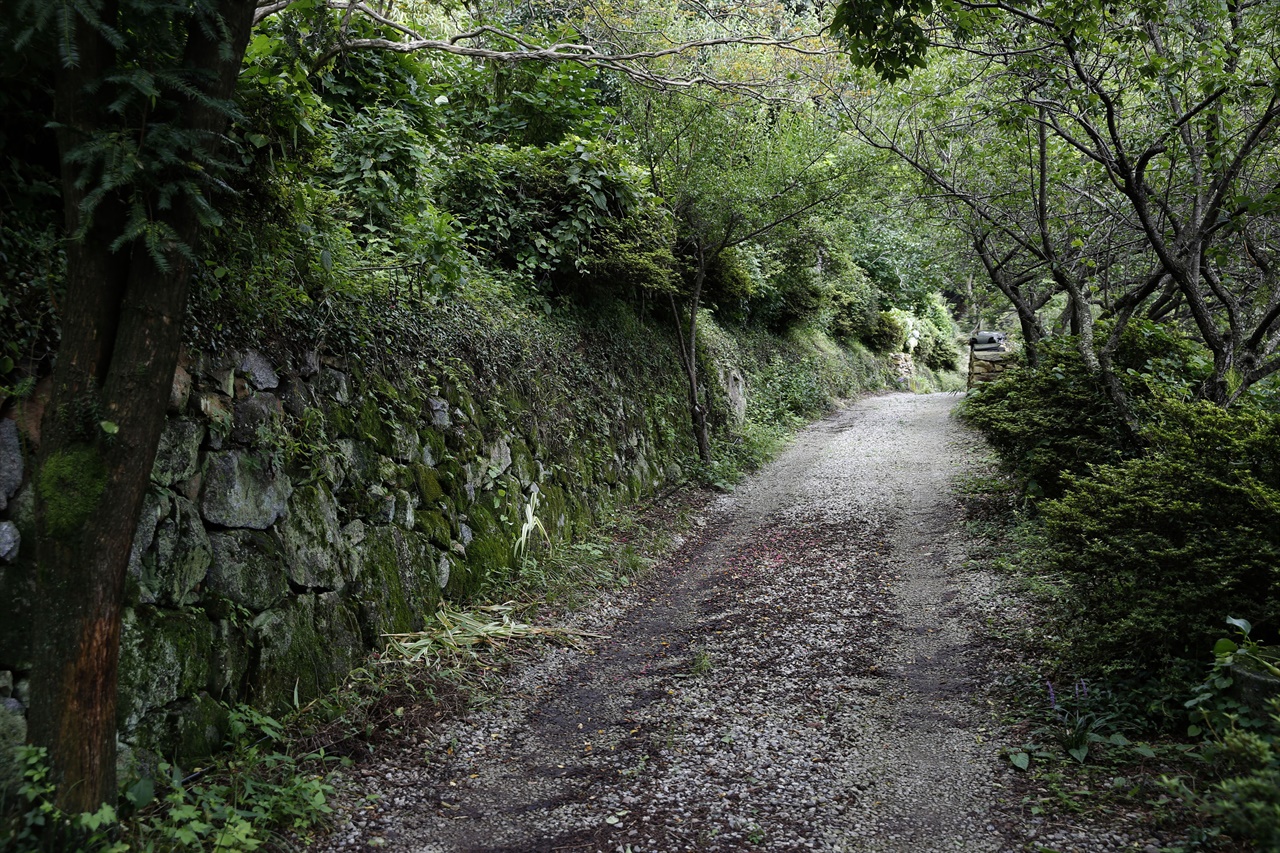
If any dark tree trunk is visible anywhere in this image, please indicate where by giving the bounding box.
[27,0,256,812]
[671,245,711,464]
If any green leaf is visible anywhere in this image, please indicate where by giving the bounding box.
[1009,751,1030,770]
[126,776,155,809]
[1109,733,1130,746]
[1187,724,1203,737]
[1214,638,1239,656]
[1134,745,1156,758]
[1068,746,1088,763]
[100,420,119,435]
[1226,616,1253,636]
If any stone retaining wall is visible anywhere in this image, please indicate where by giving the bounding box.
[967,349,1013,388]
[0,313,701,773]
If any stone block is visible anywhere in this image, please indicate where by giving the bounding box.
[169,365,193,414]
[279,484,347,590]
[0,522,18,563]
[200,450,291,529]
[198,391,233,442]
[389,423,420,463]
[211,619,250,702]
[351,526,440,639]
[152,418,205,486]
[117,607,215,739]
[153,496,212,606]
[127,490,171,605]
[231,392,283,446]
[206,529,289,612]
[0,704,27,798]
[237,350,280,391]
[316,368,351,405]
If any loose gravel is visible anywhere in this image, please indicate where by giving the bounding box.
[309,393,1090,852]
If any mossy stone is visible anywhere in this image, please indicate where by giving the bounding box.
[152,495,212,606]
[117,607,215,740]
[510,439,536,486]
[206,530,289,612]
[336,439,379,492]
[417,509,451,548]
[459,532,513,596]
[178,693,231,760]
[350,526,415,638]
[152,418,205,486]
[200,450,291,530]
[0,706,26,799]
[314,591,366,684]
[278,483,347,590]
[421,429,447,465]
[127,490,171,605]
[357,396,391,455]
[411,464,445,506]
[249,592,366,716]
[251,596,321,714]
[436,459,466,498]
[211,619,250,703]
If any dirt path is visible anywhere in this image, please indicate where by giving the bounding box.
[320,392,1019,852]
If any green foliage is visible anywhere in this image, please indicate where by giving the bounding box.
[912,293,959,371]
[437,60,618,148]
[757,241,825,332]
[1041,401,1280,676]
[824,261,879,344]
[4,0,252,268]
[437,136,668,294]
[3,707,334,852]
[1196,722,1280,849]
[1171,622,1280,848]
[866,310,910,353]
[961,336,1132,498]
[830,0,935,82]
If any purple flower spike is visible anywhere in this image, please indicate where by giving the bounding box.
[1047,680,1057,708]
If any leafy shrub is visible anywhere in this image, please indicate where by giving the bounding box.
[1199,724,1280,848]
[3,707,334,852]
[437,59,617,148]
[436,137,668,294]
[825,262,878,343]
[866,309,910,353]
[1042,400,1280,675]
[961,336,1135,498]
[759,242,825,332]
[962,322,1211,499]
[913,293,959,371]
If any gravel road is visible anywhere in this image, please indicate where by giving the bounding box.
[319,392,1024,852]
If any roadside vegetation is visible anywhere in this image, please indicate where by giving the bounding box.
[4,0,1280,848]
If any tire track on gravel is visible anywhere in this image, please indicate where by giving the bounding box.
[318,392,1016,853]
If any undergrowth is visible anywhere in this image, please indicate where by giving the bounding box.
[957,416,1275,851]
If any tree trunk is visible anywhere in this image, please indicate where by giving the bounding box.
[670,247,711,464]
[27,0,256,812]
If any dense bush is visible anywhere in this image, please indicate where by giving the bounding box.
[866,310,910,353]
[825,262,879,344]
[436,137,671,295]
[913,293,959,371]
[1042,400,1280,675]
[962,336,1136,498]
[962,322,1211,499]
